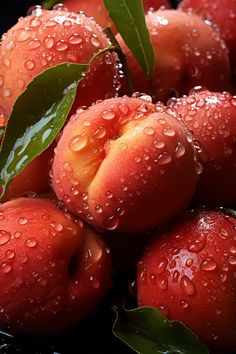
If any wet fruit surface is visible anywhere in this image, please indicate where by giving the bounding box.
[170,88,236,206]
[52,96,198,232]
[0,198,112,333]
[117,9,231,102]
[137,210,236,353]
[0,8,120,120]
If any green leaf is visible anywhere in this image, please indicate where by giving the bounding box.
[220,208,236,219]
[112,306,209,354]
[42,0,62,10]
[103,0,155,78]
[0,46,116,199]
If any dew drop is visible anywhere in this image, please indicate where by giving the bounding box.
[144,127,155,136]
[163,128,176,137]
[0,231,11,246]
[25,60,35,70]
[89,275,100,289]
[69,134,88,152]
[175,142,186,158]
[69,34,83,45]
[91,34,100,48]
[200,259,217,271]
[157,153,172,165]
[101,110,115,120]
[158,277,168,291]
[5,250,15,259]
[44,36,54,49]
[1,262,12,274]
[38,278,47,287]
[56,41,68,52]
[156,259,167,275]
[228,256,236,266]
[18,217,28,225]
[181,276,196,296]
[25,237,37,248]
[103,215,119,230]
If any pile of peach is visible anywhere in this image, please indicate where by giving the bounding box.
[0,1,236,353]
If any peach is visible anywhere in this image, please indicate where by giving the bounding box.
[0,198,111,333]
[52,96,198,233]
[117,9,231,103]
[62,0,171,33]
[179,0,236,80]
[0,9,119,120]
[170,88,236,206]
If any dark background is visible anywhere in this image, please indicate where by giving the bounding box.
[0,0,180,353]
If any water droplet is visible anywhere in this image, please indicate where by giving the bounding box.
[56,41,68,52]
[153,140,165,149]
[69,34,83,45]
[188,234,206,253]
[175,142,186,158]
[89,275,100,289]
[103,215,119,230]
[149,273,156,284]
[13,231,22,239]
[144,127,155,136]
[157,153,172,165]
[28,39,41,49]
[0,231,11,245]
[181,276,196,296]
[180,299,189,309]
[18,217,28,225]
[101,110,115,120]
[44,36,54,49]
[91,34,100,48]
[228,256,236,266]
[1,262,12,274]
[38,278,47,287]
[16,30,31,42]
[156,259,167,274]
[95,205,103,214]
[69,134,88,152]
[5,250,15,259]
[25,237,37,248]
[158,277,168,290]
[200,259,217,271]
[186,258,194,268]
[163,128,176,137]
[25,60,35,70]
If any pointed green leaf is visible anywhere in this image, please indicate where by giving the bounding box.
[103,0,155,78]
[113,306,209,354]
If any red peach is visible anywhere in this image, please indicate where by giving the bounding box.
[52,96,198,233]
[0,9,119,120]
[61,0,170,33]
[137,210,236,353]
[0,198,111,333]
[117,9,231,103]
[170,88,236,206]
[179,0,236,80]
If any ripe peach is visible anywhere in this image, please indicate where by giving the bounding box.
[137,210,236,353]
[117,9,231,103]
[179,0,236,80]
[0,198,111,333]
[170,88,236,206]
[52,96,198,233]
[62,0,170,33]
[0,9,119,120]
